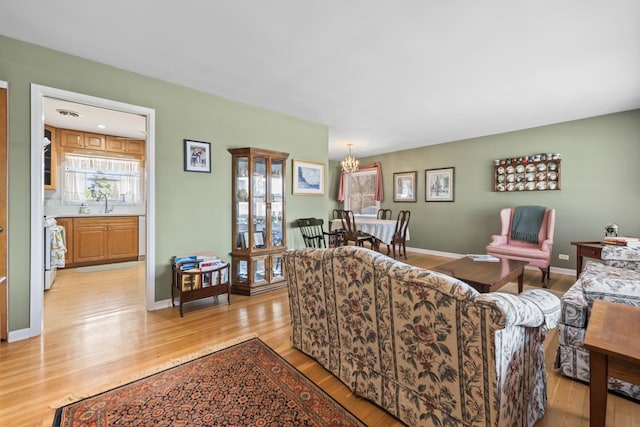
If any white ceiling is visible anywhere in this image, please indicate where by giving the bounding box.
[1,1,639,160]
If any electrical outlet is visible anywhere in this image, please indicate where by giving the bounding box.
[558,254,570,260]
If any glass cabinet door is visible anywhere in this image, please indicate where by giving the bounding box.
[252,157,267,250]
[271,159,284,248]
[235,156,249,250]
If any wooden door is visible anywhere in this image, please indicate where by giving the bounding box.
[84,133,105,151]
[107,217,138,260]
[73,219,108,263]
[59,129,84,148]
[0,87,7,340]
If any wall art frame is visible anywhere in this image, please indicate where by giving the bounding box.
[292,159,324,195]
[184,139,211,173]
[393,171,417,202]
[425,167,455,202]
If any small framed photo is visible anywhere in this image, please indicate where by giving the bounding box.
[426,167,455,202]
[292,159,324,195]
[184,139,211,173]
[393,171,417,202]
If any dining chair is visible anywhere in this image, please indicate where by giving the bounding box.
[387,210,410,259]
[485,206,555,286]
[376,209,393,220]
[296,218,328,248]
[340,210,377,250]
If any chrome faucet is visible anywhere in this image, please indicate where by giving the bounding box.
[96,193,113,214]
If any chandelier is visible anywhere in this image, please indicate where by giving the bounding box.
[341,144,359,174]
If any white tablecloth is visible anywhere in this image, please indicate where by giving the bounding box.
[330,218,410,245]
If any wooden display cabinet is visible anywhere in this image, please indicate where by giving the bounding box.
[172,261,230,317]
[228,147,289,296]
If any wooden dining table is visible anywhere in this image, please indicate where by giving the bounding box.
[330,217,410,245]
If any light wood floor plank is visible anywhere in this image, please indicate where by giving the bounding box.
[0,251,638,426]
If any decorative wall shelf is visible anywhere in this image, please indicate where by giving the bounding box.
[493,154,561,192]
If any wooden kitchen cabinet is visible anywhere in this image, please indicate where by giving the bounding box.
[59,129,106,151]
[71,216,138,266]
[44,125,57,189]
[106,137,145,155]
[54,217,74,266]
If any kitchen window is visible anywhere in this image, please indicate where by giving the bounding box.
[62,153,143,205]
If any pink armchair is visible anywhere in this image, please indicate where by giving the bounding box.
[486,207,555,286]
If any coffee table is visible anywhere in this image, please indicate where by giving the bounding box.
[583,299,640,427]
[433,256,529,293]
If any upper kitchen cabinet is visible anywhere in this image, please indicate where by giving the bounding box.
[59,129,105,151]
[106,137,145,155]
[44,125,57,189]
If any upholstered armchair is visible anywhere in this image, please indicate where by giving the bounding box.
[486,207,555,286]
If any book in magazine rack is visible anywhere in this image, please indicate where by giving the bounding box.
[172,254,231,317]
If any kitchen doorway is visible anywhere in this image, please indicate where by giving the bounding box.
[29,85,156,339]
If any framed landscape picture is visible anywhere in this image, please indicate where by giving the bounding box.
[184,139,211,173]
[426,167,455,202]
[393,171,417,202]
[292,160,324,195]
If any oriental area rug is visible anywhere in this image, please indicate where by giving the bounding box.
[53,338,365,427]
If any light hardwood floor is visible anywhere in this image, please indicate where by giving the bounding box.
[1,251,639,426]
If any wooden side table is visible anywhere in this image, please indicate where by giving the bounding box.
[583,300,640,427]
[571,241,603,279]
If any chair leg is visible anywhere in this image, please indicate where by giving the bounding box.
[540,267,548,288]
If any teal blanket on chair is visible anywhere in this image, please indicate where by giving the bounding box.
[511,206,546,244]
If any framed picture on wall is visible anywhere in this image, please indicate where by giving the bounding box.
[292,159,324,195]
[184,139,211,173]
[425,167,455,202]
[393,171,417,202]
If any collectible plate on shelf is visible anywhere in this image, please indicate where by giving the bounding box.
[497,166,505,174]
[548,162,557,171]
[497,174,505,183]
[548,181,557,190]
[516,182,525,191]
[496,183,506,191]
[506,174,515,182]
[548,171,558,180]
[536,181,547,190]
[536,172,546,181]
[506,182,515,191]
[536,163,547,171]
[526,181,536,191]
[506,165,515,174]
[516,164,525,173]
[526,172,535,182]
[526,164,536,173]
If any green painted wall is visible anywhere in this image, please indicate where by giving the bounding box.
[329,110,640,269]
[0,36,329,332]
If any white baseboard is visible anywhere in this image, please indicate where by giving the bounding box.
[7,328,32,343]
[407,246,577,278]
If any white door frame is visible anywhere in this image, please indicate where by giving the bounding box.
[29,84,156,337]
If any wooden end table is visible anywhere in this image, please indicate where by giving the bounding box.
[571,241,603,279]
[433,256,528,293]
[583,300,640,427]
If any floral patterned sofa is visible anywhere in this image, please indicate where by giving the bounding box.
[284,246,561,427]
[556,245,640,399]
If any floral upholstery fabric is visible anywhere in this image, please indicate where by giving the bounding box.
[284,246,560,427]
[556,260,640,400]
[601,245,640,271]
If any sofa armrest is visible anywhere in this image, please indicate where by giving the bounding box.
[478,289,561,329]
[489,234,507,246]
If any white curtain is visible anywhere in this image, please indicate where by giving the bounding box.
[63,154,142,204]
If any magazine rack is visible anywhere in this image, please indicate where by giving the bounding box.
[172,260,230,317]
